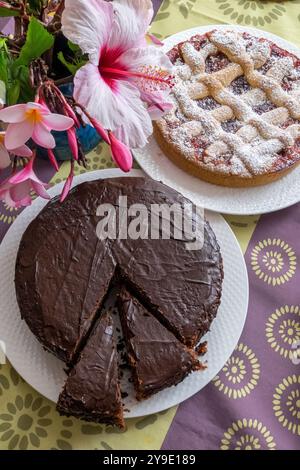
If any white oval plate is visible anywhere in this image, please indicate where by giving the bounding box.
[133,24,300,215]
[0,169,248,418]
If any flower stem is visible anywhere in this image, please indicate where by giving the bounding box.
[47,0,65,34]
[54,75,73,87]
[0,1,21,13]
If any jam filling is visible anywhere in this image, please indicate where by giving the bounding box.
[191,135,209,160]
[252,101,276,115]
[273,138,300,171]
[197,96,220,111]
[221,119,242,134]
[230,75,251,95]
[205,52,230,73]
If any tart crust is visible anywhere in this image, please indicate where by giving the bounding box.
[155,30,300,187]
[154,123,300,187]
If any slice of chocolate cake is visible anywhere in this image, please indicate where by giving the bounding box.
[56,312,124,428]
[118,288,204,401]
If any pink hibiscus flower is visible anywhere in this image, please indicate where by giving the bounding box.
[0,102,74,151]
[62,0,173,148]
[0,131,32,170]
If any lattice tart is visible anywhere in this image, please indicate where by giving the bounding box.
[154,30,300,187]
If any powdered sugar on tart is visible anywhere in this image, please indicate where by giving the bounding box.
[154,30,300,186]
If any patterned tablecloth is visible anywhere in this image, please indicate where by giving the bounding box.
[0,1,299,450]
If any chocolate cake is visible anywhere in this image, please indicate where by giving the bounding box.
[56,311,124,428]
[118,288,205,400]
[15,176,223,425]
[15,177,223,365]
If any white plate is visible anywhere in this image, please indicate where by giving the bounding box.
[133,24,300,215]
[0,169,248,418]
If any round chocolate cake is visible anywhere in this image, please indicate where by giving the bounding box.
[15,177,223,425]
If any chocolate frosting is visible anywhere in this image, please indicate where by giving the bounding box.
[118,288,204,400]
[15,177,223,364]
[56,312,124,428]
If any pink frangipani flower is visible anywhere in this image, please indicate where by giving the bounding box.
[88,116,110,144]
[51,85,81,128]
[0,131,32,170]
[67,127,79,161]
[0,102,74,151]
[0,178,32,209]
[62,0,173,149]
[47,149,59,171]
[109,131,133,172]
[0,155,50,207]
[60,160,75,203]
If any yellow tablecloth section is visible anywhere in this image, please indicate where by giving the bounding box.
[151,0,300,48]
[0,0,299,450]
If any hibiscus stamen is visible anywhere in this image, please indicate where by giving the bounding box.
[146,33,164,47]
[100,65,174,91]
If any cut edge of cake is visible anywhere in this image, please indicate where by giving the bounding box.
[117,287,205,401]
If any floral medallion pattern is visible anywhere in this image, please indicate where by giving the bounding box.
[213,343,260,399]
[0,359,171,449]
[0,394,52,449]
[0,364,23,398]
[220,418,276,450]
[251,238,297,286]
[266,305,300,360]
[273,375,300,436]
[213,0,300,27]
[173,0,197,19]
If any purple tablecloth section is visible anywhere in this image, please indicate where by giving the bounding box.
[152,0,163,16]
[162,203,300,450]
[0,17,13,35]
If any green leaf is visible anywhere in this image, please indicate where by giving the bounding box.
[14,17,54,68]
[0,6,20,17]
[0,38,8,50]
[27,0,48,15]
[67,41,81,54]
[0,39,11,102]
[57,52,78,75]
[0,51,9,85]
[7,79,20,105]
[57,51,87,75]
[16,65,34,103]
